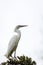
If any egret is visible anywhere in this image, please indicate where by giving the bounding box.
[5,25,27,59]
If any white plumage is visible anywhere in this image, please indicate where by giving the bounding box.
[5,25,27,59]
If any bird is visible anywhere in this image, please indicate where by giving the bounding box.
[5,25,27,59]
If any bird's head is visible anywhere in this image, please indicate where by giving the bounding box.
[15,25,28,31]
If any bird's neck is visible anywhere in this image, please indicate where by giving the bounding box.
[15,29,21,37]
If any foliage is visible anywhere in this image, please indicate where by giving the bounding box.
[1,55,36,65]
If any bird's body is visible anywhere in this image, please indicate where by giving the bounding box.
[5,25,27,59]
[5,35,20,58]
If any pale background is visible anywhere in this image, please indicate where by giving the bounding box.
[0,0,43,65]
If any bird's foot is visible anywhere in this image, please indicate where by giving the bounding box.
[8,57,13,61]
[8,56,17,62]
[10,56,17,61]
[11,56,17,61]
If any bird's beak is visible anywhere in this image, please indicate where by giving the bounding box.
[20,25,28,27]
[14,25,28,31]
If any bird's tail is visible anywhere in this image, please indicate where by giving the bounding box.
[4,53,9,58]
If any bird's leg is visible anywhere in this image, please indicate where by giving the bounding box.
[14,51,16,58]
[8,51,17,61]
[13,51,17,60]
[8,55,13,60]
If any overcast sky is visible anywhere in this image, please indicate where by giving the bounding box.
[0,0,43,65]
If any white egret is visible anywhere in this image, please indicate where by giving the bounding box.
[5,25,27,59]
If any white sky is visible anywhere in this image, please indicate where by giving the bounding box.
[0,0,43,65]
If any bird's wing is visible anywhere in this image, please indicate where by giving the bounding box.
[6,35,20,56]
